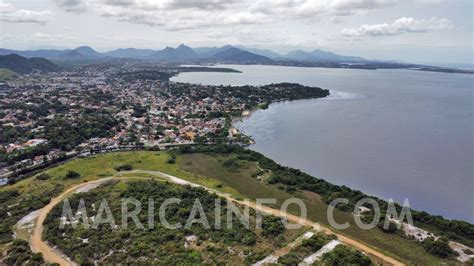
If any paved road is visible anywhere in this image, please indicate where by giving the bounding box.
[30,170,404,266]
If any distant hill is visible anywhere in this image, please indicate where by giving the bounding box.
[63,50,85,58]
[152,44,198,60]
[0,48,68,58]
[72,46,102,58]
[0,45,362,63]
[193,46,220,55]
[104,48,156,58]
[0,54,61,74]
[211,47,273,63]
[235,46,282,59]
[284,49,365,62]
[194,45,234,58]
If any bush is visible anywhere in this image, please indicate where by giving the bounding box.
[278,252,300,265]
[114,164,133,171]
[322,245,372,266]
[167,154,177,164]
[422,237,454,258]
[36,173,51,180]
[379,220,399,233]
[262,215,285,237]
[64,170,80,179]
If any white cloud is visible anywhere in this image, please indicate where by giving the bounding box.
[52,0,397,30]
[0,0,13,12]
[0,0,52,24]
[341,17,453,37]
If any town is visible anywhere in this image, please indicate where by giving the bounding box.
[0,63,329,184]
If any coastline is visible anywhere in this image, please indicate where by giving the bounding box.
[228,95,474,229]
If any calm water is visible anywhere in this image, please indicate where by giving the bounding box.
[172,65,474,222]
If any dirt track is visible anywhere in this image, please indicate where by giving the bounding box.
[30,171,403,266]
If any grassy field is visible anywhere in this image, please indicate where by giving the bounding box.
[178,153,445,265]
[1,151,452,265]
[0,68,17,81]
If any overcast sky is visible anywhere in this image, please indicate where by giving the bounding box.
[0,0,472,65]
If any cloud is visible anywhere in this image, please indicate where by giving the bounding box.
[331,0,396,11]
[53,0,88,13]
[0,0,13,12]
[0,1,52,24]
[0,1,53,24]
[52,0,397,30]
[341,17,453,37]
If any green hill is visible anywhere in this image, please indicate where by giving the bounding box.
[0,68,18,81]
[0,54,61,74]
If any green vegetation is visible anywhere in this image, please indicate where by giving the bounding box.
[0,68,18,81]
[167,154,177,164]
[0,149,466,265]
[0,239,44,265]
[35,173,51,181]
[64,170,81,179]
[176,145,473,248]
[112,70,173,81]
[421,237,455,258]
[0,185,63,244]
[278,233,335,265]
[174,146,450,264]
[113,164,133,171]
[322,245,373,265]
[0,54,60,74]
[176,66,241,73]
[44,180,304,264]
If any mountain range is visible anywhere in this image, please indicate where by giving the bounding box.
[1,45,471,74]
[0,44,368,64]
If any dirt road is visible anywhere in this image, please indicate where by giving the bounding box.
[30,171,403,266]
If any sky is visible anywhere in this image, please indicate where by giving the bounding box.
[0,0,472,65]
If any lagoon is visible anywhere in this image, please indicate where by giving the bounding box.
[172,65,474,222]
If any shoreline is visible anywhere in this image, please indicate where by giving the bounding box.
[228,96,473,226]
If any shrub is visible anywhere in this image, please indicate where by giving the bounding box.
[422,237,454,258]
[322,245,372,266]
[36,173,51,180]
[262,215,285,237]
[114,164,133,171]
[64,170,80,179]
[167,154,177,164]
[379,220,399,233]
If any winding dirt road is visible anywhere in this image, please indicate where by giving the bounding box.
[30,171,403,266]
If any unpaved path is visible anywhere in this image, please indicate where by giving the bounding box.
[31,177,113,266]
[30,171,403,266]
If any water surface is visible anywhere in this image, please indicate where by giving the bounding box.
[172,65,474,222]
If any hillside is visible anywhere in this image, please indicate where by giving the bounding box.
[0,54,60,74]
[152,44,198,60]
[0,68,18,81]
[212,47,273,63]
[284,49,365,63]
[104,48,156,58]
